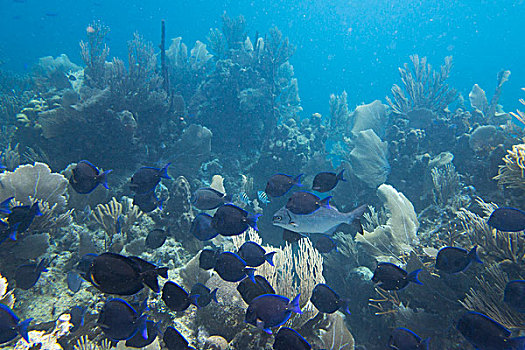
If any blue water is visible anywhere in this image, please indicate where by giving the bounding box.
[1,0,524,114]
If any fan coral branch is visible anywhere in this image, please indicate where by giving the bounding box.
[80,20,110,88]
[457,197,525,264]
[493,141,525,192]
[510,88,525,126]
[235,229,324,329]
[386,55,457,116]
[0,162,68,210]
[92,197,122,249]
[431,163,460,206]
[460,264,525,330]
[221,13,247,50]
[328,91,350,135]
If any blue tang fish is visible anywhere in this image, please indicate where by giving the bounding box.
[69,160,112,194]
[273,327,311,350]
[388,328,428,350]
[265,173,303,198]
[456,311,525,350]
[237,241,275,267]
[372,262,422,291]
[312,169,346,193]
[97,298,148,341]
[245,294,302,333]
[487,207,525,232]
[504,280,525,313]
[435,246,482,274]
[130,163,171,194]
[0,304,32,344]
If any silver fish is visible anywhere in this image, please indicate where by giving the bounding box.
[272,204,366,234]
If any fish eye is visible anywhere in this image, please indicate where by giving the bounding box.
[273,216,282,221]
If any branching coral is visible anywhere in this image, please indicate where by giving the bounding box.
[80,21,110,88]
[460,263,525,330]
[14,313,72,350]
[107,32,167,117]
[457,197,525,264]
[0,143,20,171]
[431,163,460,206]
[510,88,525,126]
[386,55,457,116]
[493,141,525,192]
[328,91,350,136]
[221,13,247,50]
[233,229,325,329]
[74,335,114,350]
[92,197,142,250]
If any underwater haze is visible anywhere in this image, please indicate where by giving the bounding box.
[0,0,525,349]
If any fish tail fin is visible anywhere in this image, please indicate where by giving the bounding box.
[223,193,233,203]
[407,269,423,285]
[98,169,112,190]
[508,336,525,350]
[245,268,256,283]
[340,299,351,316]
[210,288,218,303]
[320,196,332,208]
[289,294,302,314]
[468,245,483,264]
[17,318,32,343]
[136,314,149,340]
[8,223,20,241]
[346,204,367,225]
[31,201,42,217]
[36,258,49,273]
[337,169,346,182]
[156,267,169,279]
[189,294,201,308]
[139,297,149,314]
[421,337,430,350]
[159,163,171,179]
[246,214,261,231]
[0,196,13,214]
[142,271,161,293]
[294,173,304,186]
[265,252,276,267]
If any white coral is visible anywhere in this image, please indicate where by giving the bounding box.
[0,162,68,210]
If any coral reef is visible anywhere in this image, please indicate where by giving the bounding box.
[1,11,525,350]
[348,129,390,188]
[386,55,457,117]
[14,313,72,350]
[357,184,419,260]
[0,273,15,308]
[493,140,525,192]
[0,162,68,209]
